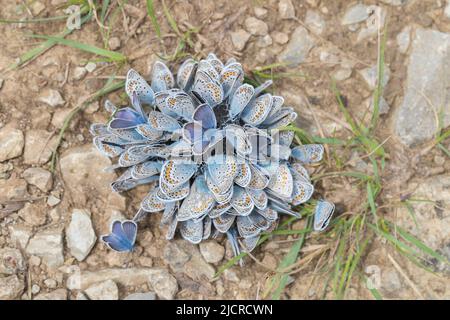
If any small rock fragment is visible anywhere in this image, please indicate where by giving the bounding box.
[85,62,97,73]
[278,26,315,66]
[22,167,53,192]
[19,203,47,226]
[8,225,32,249]
[305,10,325,35]
[108,37,121,50]
[254,7,268,18]
[244,17,269,36]
[66,209,97,261]
[38,89,65,107]
[72,67,87,81]
[278,0,296,20]
[85,280,119,300]
[358,65,390,89]
[230,29,251,51]
[272,31,289,44]
[333,68,352,81]
[342,4,370,25]
[148,271,178,300]
[0,127,24,162]
[26,228,64,268]
[0,275,24,300]
[124,292,156,300]
[199,241,225,264]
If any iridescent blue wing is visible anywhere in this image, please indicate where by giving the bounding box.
[158,180,190,202]
[256,207,278,221]
[213,213,236,233]
[93,134,127,157]
[180,219,203,244]
[183,122,204,143]
[230,186,254,216]
[131,161,162,179]
[203,216,212,240]
[254,80,273,96]
[247,163,270,190]
[159,159,197,188]
[122,220,138,244]
[126,69,155,105]
[220,63,244,98]
[141,188,166,212]
[240,234,260,253]
[90,123,109,136]
[206,155,238,191]
[151,61,174,92]
[147,111,181,133]
[229,84,254,120]
[236,213,270,238]
[101,220,135,252]
[165,92,195,121]
[314,200,335,231]
[177,175,215,221]
[234,162,252,188]
[177,58,197,91]
[291,144,324,164]
[241,93,273,126]
[193,103,217,130]
[291,179,314,206]
[135,124,163,141]
[109,108,146,129]
[247,189,268,210]
[193,71,224,107]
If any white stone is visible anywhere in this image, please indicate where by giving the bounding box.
[305,10,325,35]
[445,0,450,19]
[66,268,168,290]
[0,275,24,300]
[278,0,296,20]
[278,26,315,66]
[85,280,119,300]
[148,270,178,300]
[38,89,65,107]
[230,29,251,51]
[342,4,370,25]
[394,28,450,146]
[72,66,87,81]
[199,241,225,264]
[66,209,97,261]
[108,37,121,51]
[358,65,390,90]
[124,292,156,300]
[85,62,97,73]
[22,167,53,192]
[0,127,24,162]
[8,225,32,249]
[244,17,268,36]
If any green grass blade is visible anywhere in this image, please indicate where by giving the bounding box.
[7,11,92,70]
[371,24,387,132]
[28,34,126,62]
[146,0,161,38]
[161,0,181,37]
[271,216,312,300]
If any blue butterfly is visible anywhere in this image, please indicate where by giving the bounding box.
[183,103,220,155]
[313,200,335,231]
[101,220,138,252]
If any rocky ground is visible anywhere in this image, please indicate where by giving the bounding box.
[0,0,449,300]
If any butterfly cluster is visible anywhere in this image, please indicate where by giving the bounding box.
[91,54,335,257]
